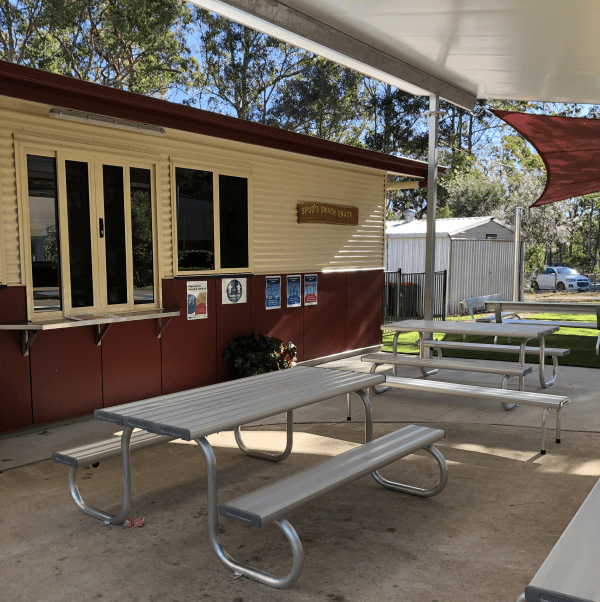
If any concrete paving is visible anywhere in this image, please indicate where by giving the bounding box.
[2,357,600,602]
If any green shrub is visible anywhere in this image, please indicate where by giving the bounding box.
[222,332,297,379]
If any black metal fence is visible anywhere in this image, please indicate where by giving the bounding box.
[383,269,447,323]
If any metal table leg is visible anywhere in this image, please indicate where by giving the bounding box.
[196,437,304,589]
[518,337,530,391]
[538,335,557,388]
[68,426,133,525]
[234,411,294,461]
[419,330,438,377]
[392,330,401,376]
[368,362,391,395]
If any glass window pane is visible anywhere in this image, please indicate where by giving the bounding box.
[219,175,248,269]
[65,160,94,308]
[130,167,154,304]
[27,155,61,312]
[102,165,128,305]
[175,167,214,271]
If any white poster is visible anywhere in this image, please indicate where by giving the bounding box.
[222,278,247,305]
[187,281,208,320]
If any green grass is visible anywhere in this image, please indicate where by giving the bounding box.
[382,313,599,368]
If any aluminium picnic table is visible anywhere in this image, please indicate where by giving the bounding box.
[382,320,560,388]
[93,366,388,585]
[482,300,600,355]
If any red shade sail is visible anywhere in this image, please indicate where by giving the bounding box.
[492,109,600,207]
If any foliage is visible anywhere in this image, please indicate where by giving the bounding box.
[524,243,546,273]
[190,9,311,122]
[1,0,198,96]
[130,190,153,288]
[177,250,214,271]
[269,57,364,144]
[222,332,297,380]
[42,223,58,267]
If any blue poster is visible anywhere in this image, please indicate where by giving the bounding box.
[265,276,281,310]
[287,275,302,308]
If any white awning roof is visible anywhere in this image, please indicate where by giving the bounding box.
[190,1,600,109]
[386,217,512,238]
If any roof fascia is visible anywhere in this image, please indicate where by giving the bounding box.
[0,61,434,177]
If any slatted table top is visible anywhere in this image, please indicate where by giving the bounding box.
[382,319,559,339]
[95,366,385,441]
[527,477,600,602]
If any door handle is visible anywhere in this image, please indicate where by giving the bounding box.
[99,218,104,238]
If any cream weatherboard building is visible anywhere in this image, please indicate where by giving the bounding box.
[0,61,432,433]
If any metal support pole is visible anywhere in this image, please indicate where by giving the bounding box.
[513,206,522,301]
[423,95,440,321]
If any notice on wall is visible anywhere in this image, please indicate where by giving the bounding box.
[304,274,318,306]
[222,278,247,305]
[187,281,208,320]
[287,275,302,308]
[265,276,281,310]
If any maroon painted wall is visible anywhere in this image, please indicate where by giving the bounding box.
[216,278,252,382]
[304,272,347,359]
[161,279,218,394]
[346,270,383,351]
[0,270,383,433]
[101,320,162,407]
[30,326,102,423]
[0,286,32,432]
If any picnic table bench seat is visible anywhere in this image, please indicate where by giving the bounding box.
[516,477,600,602]
[220,424,447,529]
[363,375,569,454]
[417,341,569,388]
[362,352,532,390]
[52,430,174,468]
[462,294,520,322]
[52,430,176,524]
[421,340,570,358]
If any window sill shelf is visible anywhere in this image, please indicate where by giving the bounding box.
[0,307,181,356]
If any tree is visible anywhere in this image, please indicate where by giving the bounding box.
[1,0,198,96]
[190,9,310,123]
[0,0,45,65]
[268,57,365,144]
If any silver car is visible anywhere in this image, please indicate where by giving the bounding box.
[531,266,591,292]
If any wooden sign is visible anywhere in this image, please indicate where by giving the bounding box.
[297,202,359,225]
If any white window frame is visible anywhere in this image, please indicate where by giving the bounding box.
[16,136,161,321]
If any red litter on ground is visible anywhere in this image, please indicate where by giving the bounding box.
[124,517,145,528]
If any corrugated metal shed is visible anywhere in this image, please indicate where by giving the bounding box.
[386,216,514,239]
[385,216,518,315]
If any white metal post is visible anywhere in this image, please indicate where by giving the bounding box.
[424,95,440,321]
[513,206,522,301]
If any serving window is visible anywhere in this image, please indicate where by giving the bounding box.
[20,143,158,320]
[172,163,250,275]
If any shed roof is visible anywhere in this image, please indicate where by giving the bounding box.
[0,60,435,178]
[386,216,512,238]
